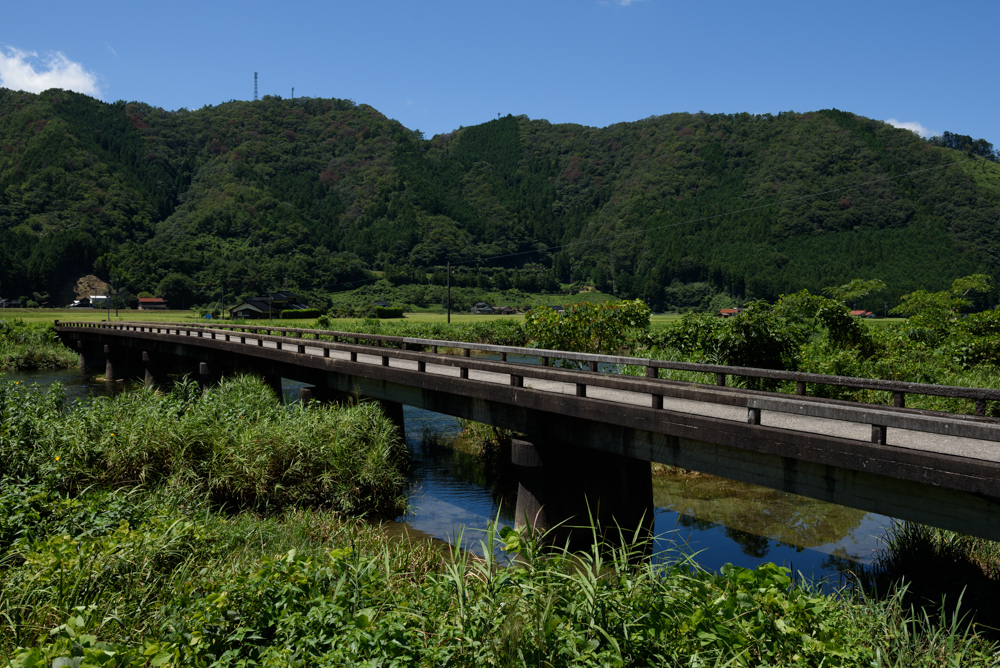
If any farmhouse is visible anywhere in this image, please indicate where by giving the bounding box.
[138,297,169,310]
[230,291,310,319]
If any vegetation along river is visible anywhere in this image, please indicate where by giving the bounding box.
[6,366,895,587]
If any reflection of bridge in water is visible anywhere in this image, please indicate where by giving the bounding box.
[57,321,1000,545]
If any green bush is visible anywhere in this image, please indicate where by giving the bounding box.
[374,307,404,319]
[280,308,322,319]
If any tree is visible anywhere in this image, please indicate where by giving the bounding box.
[524,299,650,358]
[890,274,992,334]
[157,273,199,310]
[823,279,886,306]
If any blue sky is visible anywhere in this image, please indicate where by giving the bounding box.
[2,0,997,143]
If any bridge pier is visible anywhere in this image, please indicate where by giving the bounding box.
[297,383,405,439]
[142,351,172,388]
[103,345,122,381]
[512,437,653,551]
[374,399,406,441]
[76,341,88,370]
[198,362,220,391]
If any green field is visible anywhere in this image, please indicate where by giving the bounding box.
[5,308,693,328]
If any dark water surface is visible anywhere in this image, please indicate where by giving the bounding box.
[4,368,894,586]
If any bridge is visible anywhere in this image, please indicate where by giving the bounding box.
[55,320,1000,544]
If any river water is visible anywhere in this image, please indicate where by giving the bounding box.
[4,367,894,587]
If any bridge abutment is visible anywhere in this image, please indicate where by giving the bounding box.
[512,437,653,551]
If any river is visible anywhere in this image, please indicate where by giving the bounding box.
[4,367,894,587]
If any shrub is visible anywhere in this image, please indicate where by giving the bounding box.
[374,307,404,319]
[280,308,322,319]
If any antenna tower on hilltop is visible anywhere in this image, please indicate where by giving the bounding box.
[291,86,294,99]
[254,72,258,101]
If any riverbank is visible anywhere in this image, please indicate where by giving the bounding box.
[2,377,1000,664]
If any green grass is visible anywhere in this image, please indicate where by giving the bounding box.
[3,487,999,666]
[0,375,409,515]
[0,320,78,372]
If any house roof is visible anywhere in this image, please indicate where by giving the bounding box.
[138,297,167,304]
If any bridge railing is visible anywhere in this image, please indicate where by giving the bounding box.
[56,320,1000,419]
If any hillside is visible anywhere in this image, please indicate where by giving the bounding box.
[1,88,998,310]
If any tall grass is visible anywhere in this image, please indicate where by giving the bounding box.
[5,500,999,667]
[0,319,77,372]
[0,375,408,514]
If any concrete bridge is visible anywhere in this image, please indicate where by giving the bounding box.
[55,320,1000,545]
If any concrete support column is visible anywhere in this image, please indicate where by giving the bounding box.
[77,341,87,370]
[142,351,159,388]
[512,437,653,551]
[373,399,406,441]
[299,385,348,405]
[198,362,218,392]
[104,345,117,381]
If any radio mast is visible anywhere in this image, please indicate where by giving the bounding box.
[254,72,258,101]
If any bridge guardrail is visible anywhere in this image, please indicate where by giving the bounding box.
[56,320,1000,423]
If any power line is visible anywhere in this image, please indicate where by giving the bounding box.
[324,153,990,291]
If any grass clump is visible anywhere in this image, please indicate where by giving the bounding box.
[0,375,408,515]
[0,319,77,372]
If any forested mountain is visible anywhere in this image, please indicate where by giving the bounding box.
[1,87,999,311]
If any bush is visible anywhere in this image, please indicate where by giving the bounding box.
[280,308,322,319]
[374,307,404,319]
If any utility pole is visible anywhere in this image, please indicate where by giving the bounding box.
[446,261,451,324]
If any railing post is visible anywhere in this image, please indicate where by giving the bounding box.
[460,367,469,379]
[652,394,663,409]
[716,373,726,387]
[382,355,389,367]
[418,360,426,372]
[645,365,656,379]
[501,352,507,362]
[542,356,549,367]
[893,392,905,409]
[576,383,587,397]
[464,348,471,357]
[796,381,807,396]
[323,347,330,358]
[976,398,987,416]
[872,424,888,445]
[511,374,523,388]
[748,407,761,426]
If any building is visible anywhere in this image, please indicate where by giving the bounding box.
[138,297,169,310]
[229,292,310,319]
[471,301,494,315]
[849,310,876,318]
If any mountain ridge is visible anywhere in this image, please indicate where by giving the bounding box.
[1,88,998,310]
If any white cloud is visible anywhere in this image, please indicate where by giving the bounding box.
[886,118,934,138]
[0,47,102,98]
[617,0,648,4]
